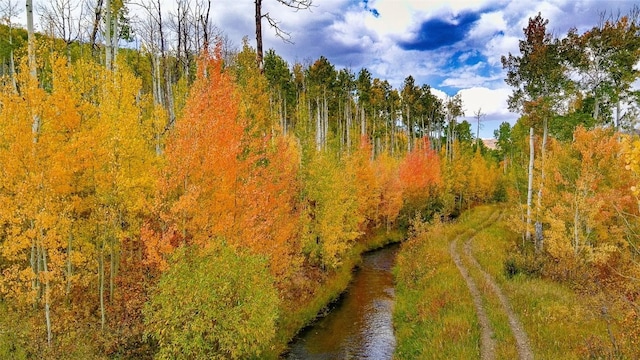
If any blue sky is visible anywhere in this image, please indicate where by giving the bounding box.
[241,0,639,138]
[25,0,640,138]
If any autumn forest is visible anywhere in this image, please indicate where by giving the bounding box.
[0,0,639,359]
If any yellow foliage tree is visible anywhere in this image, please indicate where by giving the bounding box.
[301,151,361,269]
[543,128,635,280]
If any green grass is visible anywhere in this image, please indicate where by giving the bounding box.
[393,205,497,359]
[394,204,618,359]
[470,218,612,359]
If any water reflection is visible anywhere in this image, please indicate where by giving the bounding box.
[287,244,399,360]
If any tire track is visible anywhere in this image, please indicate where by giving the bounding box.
[448,210,502,360]
[463,237,534,360]
[450,238,495,360]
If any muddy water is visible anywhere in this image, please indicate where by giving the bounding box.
[286,244,399,360]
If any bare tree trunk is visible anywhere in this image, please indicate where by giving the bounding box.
[323,92,328,148]
[475,108,483,150]
[526,127,535,243]
[255,0,263,69]
[30,220,38,304]
[8,19,17,93]
[90,0,104,54]
[26,0,39,135]
[390,105,395,156]
[283,96,288,135]
[200,0,211,50]
[409,110,413,152]
[112,8,120,70]
[105,0,112,70]
[446,116,451,161]
[346,99,351,153]
[99,242,105,331]
[360,107,366,137]
[42,247,52,346]
[66,230,72,296]
[165,69,176,126]
[535,117,548,252]
[109,237,115,303]
[573,195,580,253]
[315,98,321,151]
[616,98,621,131]
[26,8,46,342]
[152,55,163,106]
[504,154,508,174]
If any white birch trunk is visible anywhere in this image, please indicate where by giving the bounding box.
[99,244,105,330]
[105,0,112,70]
[315,98,321,151]
[42,247,52,346]
[535,118,548,252]
[360,107,365,137]
[526,127,535,243]
[26,0,39,137]
[112,7,119,70]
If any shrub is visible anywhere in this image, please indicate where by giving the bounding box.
[144,243,279,359]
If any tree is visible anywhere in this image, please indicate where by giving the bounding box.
[374,153,403,230]
[399,138,442,223]
[38,0,82,59]
[502,13,567,251]
[474,107,485,150]
[346,137,379,232]
[0,0,22,91]
[263,48,295,134]
[306,56,337,150]
[136,0,176,130]
[543,127,635,285]
[401,75,419,151]
[144,244,279,359]
[494,121,513,173]
[417,84,444,147]
[444,94,464,162]
[301,150,361,269]
[564,11,640,129]
[356,67,372,138]
[468,149,499,204]
[336,67,355,152]
[254,0,312,68]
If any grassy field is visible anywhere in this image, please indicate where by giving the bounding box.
[393,205,617,359]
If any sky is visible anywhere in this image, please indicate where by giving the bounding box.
[23,0,640,138]
[218,0,638,138]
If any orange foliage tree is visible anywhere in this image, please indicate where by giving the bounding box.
[374,153,403,231]
[346,137,380,233]
[399,137,442,223]
[149,47,301,281]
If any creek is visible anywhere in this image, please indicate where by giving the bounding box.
[286,243,399,359]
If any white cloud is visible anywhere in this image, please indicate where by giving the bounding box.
[468,11,507,40]
[25,0,633,137]
[484,34,520,66]
[456,86,517,138]
[457,87,512,116]
[329,11,378,49]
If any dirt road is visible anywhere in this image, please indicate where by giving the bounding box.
[449,211,533,360]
